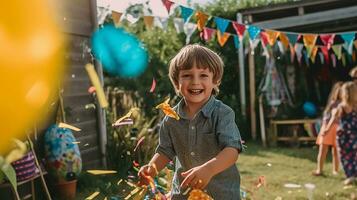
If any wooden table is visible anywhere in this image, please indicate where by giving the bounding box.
[270,119,319,146]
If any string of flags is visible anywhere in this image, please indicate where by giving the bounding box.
[108,0,357,67]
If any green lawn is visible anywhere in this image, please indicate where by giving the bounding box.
[239,142,357,200]
[76,142,357,200]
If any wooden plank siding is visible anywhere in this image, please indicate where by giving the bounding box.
[58,0,103,169]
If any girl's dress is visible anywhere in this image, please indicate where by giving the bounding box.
[337,110,357,178]
[316,102,339,147]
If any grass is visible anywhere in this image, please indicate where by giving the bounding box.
[239,142,357,200]
[76,142,357,200]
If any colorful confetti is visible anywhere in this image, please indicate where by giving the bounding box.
[85,191,100,200]
[188,189,213,200]
[155,98,179,120]
[150,78,156,93]
[58,122,81,131]
[113,108,139,126]
[87,170,117,175]
[112,118,134,127]
[133,136,145,152]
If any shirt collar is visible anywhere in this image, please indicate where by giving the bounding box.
[176,96,216,119]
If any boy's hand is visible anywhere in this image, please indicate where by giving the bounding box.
[180,165,213,190]
[137,164,157,186]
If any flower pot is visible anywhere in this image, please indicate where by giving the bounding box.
[52,179,77,200]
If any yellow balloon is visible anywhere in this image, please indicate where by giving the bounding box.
[0,0,65,154]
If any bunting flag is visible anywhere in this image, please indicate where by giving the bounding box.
[318,52,324,64]
[154,16,169,30]
[332,45,342,60]
[124,12,141,24]
[310,46,319,63]
[180,6,194,23]
[195,11,209,31]
[201,27,216,41]
[342,53,346,66]
[183,22,197,44]
[247,25,261,41]
[214,17,230,34]
[303,50,310,66]
[320,34,334,49]
[277,41,285,54]
[289,44,295,63]
[143,16,154,29]
[286,33,298,45]
[161,0,174,14]
[173,18,184,33]
[320,46,330,64]
[217,31,230,47]
[112,11,122,27]
[341,33,355,55]
[233,35,240,49]
[260,31,268,47]
[295,43,304,64]
[265,30,279,47]
[232,22,246,40]
[303,34,317,48]
[279,33,290,49]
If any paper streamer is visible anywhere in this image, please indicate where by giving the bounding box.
[85,63,109,108]
[58,122,81,131]
[150,78,156,93]
[87,170,117,175]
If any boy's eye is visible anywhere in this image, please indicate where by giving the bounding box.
[200,74,209,78]
[181,74,190,78]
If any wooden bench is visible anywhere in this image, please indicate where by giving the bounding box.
[270,119,319,146]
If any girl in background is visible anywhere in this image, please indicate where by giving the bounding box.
[326,82,357,185]
[313,82,343,176]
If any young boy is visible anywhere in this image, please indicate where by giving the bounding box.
[138,44,243,199]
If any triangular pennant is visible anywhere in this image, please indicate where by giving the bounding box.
[331,54,337,67]
[277,41,285,54]
[310,46,318,63]
[303,34,317,48]
[195,11,209,31]
[233,35,240,49]
[232,22,246,39]
[154,16,169,30]
[124,12,141,24]
[303,50,310,66]
[143,16,154,29]
[217,31,230,47]
[180,6,194,23]
[332,45,342,60]
[295,43,304,64]
[183,22,197,44]
[112,11,122,27]
[305,46,313,58]
[260,31,269,47]
[318,52,324,64]
[279,32,289,49]
[173,18,184,33]
[265,30,279,46]
[286,33,298,45]
[249,39,260,52]
[261,44,270,58]
[161,0,174,14]
[320,34,335,49]
[247,25,261,41]
[214,17,230,34]
[200,27,216,41]
[289,44,295,63]
[341,33,355,45]
[352,51,356,62]
[320,46,330,64]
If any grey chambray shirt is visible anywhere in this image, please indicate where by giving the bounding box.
[155,96,242,200]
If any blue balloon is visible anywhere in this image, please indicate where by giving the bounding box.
[91,25,148,78]
[303,101,317,117]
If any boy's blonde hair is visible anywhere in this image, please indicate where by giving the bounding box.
[341,81,357,106]
[168,44,224,95]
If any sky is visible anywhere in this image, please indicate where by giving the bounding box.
[97,0,214,17]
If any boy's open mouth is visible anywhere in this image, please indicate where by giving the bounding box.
[188,89,203,95]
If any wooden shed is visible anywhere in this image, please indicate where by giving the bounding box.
[55,0,106,169]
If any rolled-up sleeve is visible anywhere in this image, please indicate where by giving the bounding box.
[155,117,176,160]
[216,109,243,153]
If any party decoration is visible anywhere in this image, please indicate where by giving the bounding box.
[112,118,134,127]
[279,33,290,49]
[162,0,174,14]
[217,31,230,47]
[87,170,117,175]
[91,25,148,77]
[85,191,100,200]
[155,98,180,120]
[232,22,246,39]
[332,45,342,60]
[143,16,154,29]
[174,18,185,33]
[201,27,216,42]
[154,17,169,30]
[286,33,298,45]
[150,78,157,93]
[134,137,145,152]
[303,102,317,117]
[320,34,335,49]
[247,25,261,41]
[188,189,213,200]
[183,23,197,44]
[233,35,240,49]
[0,0,65,154]
[113,107,139,125]
[44,125,82,182]
[265,30,279,46]
[58,122,81,132]
[214,17,230,33]
[195,11,209,32]
[85,64,109,108]
[180,6,194,23]
[112,11,122,27]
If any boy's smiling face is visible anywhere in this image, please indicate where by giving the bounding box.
[177,66,218,108]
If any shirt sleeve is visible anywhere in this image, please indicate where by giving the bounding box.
[155,117,176,160]
[216,109,243,153]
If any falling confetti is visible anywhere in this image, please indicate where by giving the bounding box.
[256,176,266,188]
[85,103,96,109]
[284,183,301,188]
[112,118,134,127]
[88,86,96,94]
[87,170,117,175]
[72,141,81,144]
[58,122,81,131]
[133,136,145,152]
[155,98,179,120]
[85,63,109,108]
[85,191,100,200]
[150,78,156,93]
[113,108,139,125]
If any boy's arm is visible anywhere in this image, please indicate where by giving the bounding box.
[148,152,171,174]
[181,147,238,189]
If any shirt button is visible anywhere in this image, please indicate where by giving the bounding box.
[191,126,195,130]
[190,152,195,156]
